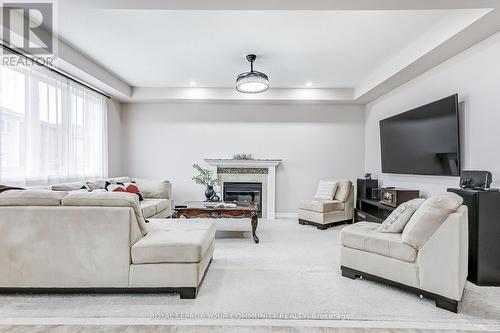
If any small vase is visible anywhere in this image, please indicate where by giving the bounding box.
[205,185,215,201]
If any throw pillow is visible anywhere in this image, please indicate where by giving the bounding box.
[378,198,425,233]
[105,181,143,201]
[314,180,338,200]
[334,180,352,202]
[51,182,85,191]
[85,179,106,191]
[402,192,463,249]
[107,177,133,184]
[0,185,25,193]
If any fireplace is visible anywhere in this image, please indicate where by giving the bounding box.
[205,159,281,219]
[223,182,263,217]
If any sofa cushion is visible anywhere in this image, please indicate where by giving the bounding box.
[141,199,170,218]
[107,176,133,184]
[341,222,417,263]
[334,180,352,202]
[133,178,171,199]
[314,180,337,200]
[0,190,67,206]
[51,182,85,191]
[85,179,106,190]
[62,191,148,235]
[378,198,425,233]
[132,220,216,264]
[148,198,169,213]
[299,199,345,213]
[402,192,463,249]
[141,200,157,219]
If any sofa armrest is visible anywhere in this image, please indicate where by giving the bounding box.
[132,178,172,200]
[344,185,355,219]
[416,205,468,301]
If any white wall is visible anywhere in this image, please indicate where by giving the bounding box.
[106,99,123,177]
[365,31,500,197]
[121,102,365,214]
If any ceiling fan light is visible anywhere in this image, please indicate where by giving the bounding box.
[236,71,269,93]
[236,54,269,94]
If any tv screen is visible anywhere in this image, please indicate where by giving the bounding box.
[380,94,460,176]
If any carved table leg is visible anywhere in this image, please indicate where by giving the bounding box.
[251,213,259,244]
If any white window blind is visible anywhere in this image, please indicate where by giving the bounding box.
[0,61,108,186]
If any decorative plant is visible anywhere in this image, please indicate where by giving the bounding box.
[191,164,218,187]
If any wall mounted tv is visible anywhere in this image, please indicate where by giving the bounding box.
[380,94,460,176]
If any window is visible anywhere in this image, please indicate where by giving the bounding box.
[0,120,9,133]
[0,61,108,186]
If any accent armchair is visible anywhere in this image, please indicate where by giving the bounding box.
[298,179,354,229]
[340,193,468,313]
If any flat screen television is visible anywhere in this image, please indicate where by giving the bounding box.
[380,94,460,176]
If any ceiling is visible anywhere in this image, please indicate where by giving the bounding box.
[57,9,477,88]
[46,0,500,102]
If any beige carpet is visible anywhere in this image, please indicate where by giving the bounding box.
[0,219,499,327]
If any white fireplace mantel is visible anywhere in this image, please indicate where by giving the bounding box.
[204,159,282,219]
[204,159,281,168]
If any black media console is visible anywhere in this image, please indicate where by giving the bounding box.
[355,179,395,223]
[355,198,395,223]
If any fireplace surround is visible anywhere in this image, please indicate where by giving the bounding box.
[204,159,281,219]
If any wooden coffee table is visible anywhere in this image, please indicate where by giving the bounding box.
[172,202,260,243]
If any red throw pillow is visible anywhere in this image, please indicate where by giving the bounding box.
[105,181,143,201]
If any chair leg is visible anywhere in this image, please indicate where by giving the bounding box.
[341,266,357,279]
[179,288,197,299]
[435,295,458,313]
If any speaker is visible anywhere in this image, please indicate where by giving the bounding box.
[357,179,378,199]
[460,170,492,190]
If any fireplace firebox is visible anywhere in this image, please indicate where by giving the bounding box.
[223,182,263,217]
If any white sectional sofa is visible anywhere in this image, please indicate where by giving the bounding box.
[0,186,215,299]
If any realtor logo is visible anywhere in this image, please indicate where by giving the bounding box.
[1,2,54,55]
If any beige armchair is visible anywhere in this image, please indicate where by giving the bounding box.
[298,179,354,229]
[340,201,468,313]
